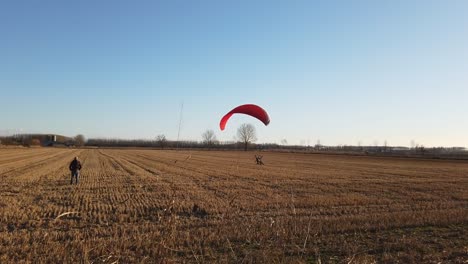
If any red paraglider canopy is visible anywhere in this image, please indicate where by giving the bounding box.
[220,104,270,131]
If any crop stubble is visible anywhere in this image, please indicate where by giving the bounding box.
[0,148,466,263]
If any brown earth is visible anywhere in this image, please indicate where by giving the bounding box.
[0,148,466,263]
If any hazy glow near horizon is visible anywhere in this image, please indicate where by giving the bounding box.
[1,1,467,147]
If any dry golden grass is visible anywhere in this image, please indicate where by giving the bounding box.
[0,148,466,263]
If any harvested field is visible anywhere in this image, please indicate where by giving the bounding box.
[0,148,467,263]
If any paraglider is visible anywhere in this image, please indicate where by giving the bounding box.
[220,104,270,131]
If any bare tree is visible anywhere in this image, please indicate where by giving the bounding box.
[74,134,86,146]
[202,129,217,147]
[419,144,426,154]
[237,123,257,151]
[315,139,322,150]
[156,134,167,149]
[21,135,32,147]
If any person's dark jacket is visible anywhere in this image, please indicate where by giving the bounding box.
[69,159,82,172]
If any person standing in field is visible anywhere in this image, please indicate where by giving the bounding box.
[69,157,82,185]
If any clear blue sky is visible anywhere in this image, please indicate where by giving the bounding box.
[1,0,467,147]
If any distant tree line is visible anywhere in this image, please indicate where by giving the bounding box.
[85,138,256,150]
[1,131,467,160]
[83,137,467,158]
[86,124,261,151]
[0,134,84,147]
[0,134,49,147]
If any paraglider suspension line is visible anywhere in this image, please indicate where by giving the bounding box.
[176,102,183,149]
